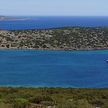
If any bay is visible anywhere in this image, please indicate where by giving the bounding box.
[0,50,108,88]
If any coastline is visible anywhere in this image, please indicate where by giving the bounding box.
[0,47,108,51]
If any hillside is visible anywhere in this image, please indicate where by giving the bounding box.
[0,87,108,108]
[0,27,108,50]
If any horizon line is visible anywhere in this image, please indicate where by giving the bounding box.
[1,15,108,17]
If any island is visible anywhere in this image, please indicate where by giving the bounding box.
[0,27,108,50]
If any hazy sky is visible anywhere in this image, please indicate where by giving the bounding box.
[0,0,108,16]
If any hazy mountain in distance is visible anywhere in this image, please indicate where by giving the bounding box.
[0,16,30,21]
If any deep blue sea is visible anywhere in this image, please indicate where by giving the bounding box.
[0,50,108,88]
[0,16,108,30]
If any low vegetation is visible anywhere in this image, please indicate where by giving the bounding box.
[0,27,108,50]
[0,87,108,108]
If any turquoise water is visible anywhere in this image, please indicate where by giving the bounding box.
[0,50,108,88]
[1,16,108,30]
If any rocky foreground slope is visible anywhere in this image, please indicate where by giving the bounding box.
[0,27,108,50]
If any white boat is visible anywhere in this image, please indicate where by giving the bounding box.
[106,60,108,62]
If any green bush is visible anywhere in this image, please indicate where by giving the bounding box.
[29,95,53,104]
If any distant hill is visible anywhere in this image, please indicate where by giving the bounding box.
[0,16,30,21]
[0,16,8,20]
[0,16,16,20]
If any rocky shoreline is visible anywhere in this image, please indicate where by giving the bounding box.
[0,27,108,50]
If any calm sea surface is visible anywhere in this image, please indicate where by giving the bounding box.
[0,50,108,88]
[0,16,108,30]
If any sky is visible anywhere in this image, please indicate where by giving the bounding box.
[0,0,108,16]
